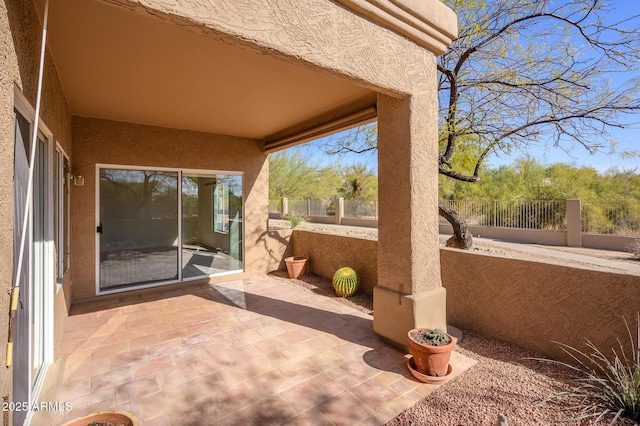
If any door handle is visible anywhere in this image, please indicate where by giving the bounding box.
[97,223,102,234]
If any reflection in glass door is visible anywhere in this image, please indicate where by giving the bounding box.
[99,169,179,290]
[181,173,243,279]
[31,134,47,389]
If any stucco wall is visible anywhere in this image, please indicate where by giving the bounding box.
[71,117,271,300]
[291,230,378,295]
[1,0,73,409]
[441,248,640,362]
[291,232,640,362]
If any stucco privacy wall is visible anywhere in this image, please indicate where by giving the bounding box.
[292,231,378,295]
[71,117,269,300]
[441,248,640,363]
[1,0,73,411]
[291,232,640,362]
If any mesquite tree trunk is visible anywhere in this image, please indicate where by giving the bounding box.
[438,202,473,249]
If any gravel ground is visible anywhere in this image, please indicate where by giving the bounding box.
[275,271,637,426]
[272,220,639,424]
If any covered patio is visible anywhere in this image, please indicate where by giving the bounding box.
[2,0,459,423]
[51,276,473,425]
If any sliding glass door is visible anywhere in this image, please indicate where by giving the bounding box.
[98,167,243,292]
[181,173,243,279]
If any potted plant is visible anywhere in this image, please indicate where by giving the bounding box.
[285,256,308,278]
[61,410,139,426]
[332,267,359,297]
[407,328,455,380]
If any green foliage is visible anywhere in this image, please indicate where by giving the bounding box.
[440,157,640,204]
[425,329,451,346]
[269,149,378,202]
[269,149,342,200]
[282,213,307,229]
[536,315,640,424]
[339,163,378,200]
[332,267,359,297]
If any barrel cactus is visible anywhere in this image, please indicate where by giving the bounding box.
[332,267,359,297]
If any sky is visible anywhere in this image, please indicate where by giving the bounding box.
[283,0,640,175]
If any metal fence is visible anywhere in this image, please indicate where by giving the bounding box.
[268,199,281,215]
[439,200,567,231]
[288,199,335,217]
[582,201,640,236]
[273,198,640,236]
[344,200,378,219]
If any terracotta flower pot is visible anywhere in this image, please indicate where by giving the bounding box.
[61,410,139,426]
[285,256,308,279]
[407,328,455,377]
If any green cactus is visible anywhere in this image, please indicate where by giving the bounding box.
[332,267,359,297]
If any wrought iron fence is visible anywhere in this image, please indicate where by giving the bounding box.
[582,201,640,236]
[344,200,378,219]
[273,198,640,236]
[439,200,567,231]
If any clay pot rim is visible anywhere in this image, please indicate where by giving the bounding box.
[60,410,139,426]
[407,327,456,351]
[285,256,308,262]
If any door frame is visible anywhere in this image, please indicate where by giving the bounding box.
[95,163,245,296]
[13,87,55,424]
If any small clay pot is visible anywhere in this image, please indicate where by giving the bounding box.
[285,256,308,279]
[407,328,455,377]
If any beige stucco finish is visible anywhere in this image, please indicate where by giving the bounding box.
[2,0,458,409]
[292,231,379,295]
[289,232,640,362]
[71,117,271,300]
[1,0,74,413]
[441,248,640,363]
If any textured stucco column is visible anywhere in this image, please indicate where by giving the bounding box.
[566,199,582,247]
[374,91,446,348]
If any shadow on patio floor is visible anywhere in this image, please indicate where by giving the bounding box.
[52,276,474,425]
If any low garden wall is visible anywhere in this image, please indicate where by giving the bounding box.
[290,231,640,362]
[441,249,640,362]
[291,230,377,295]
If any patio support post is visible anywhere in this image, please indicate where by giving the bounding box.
[374,92,446,348]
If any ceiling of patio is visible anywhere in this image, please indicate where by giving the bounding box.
[35,0,377,142]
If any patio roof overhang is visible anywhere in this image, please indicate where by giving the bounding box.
[34,0,378,149]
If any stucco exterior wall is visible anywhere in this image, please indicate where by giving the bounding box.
[1,0,73,409]
[441,248,640,363]
[290,232,640,362]
[109,0,445,296]
[71,117,270,300]
[291,231,378,295]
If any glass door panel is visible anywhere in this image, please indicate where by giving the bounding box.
[31,134,46,387]
[182,173,243,279]
[99,169,179,290]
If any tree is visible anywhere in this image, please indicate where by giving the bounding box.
[339,163,378,200]
[268,149,341,200]
[322,0,640,249]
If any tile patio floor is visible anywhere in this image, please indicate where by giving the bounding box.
[52,276,475,425]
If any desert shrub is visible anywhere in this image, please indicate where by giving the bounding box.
[626,239,640,259]
[282,213,307,229]
[536,315,640,424]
